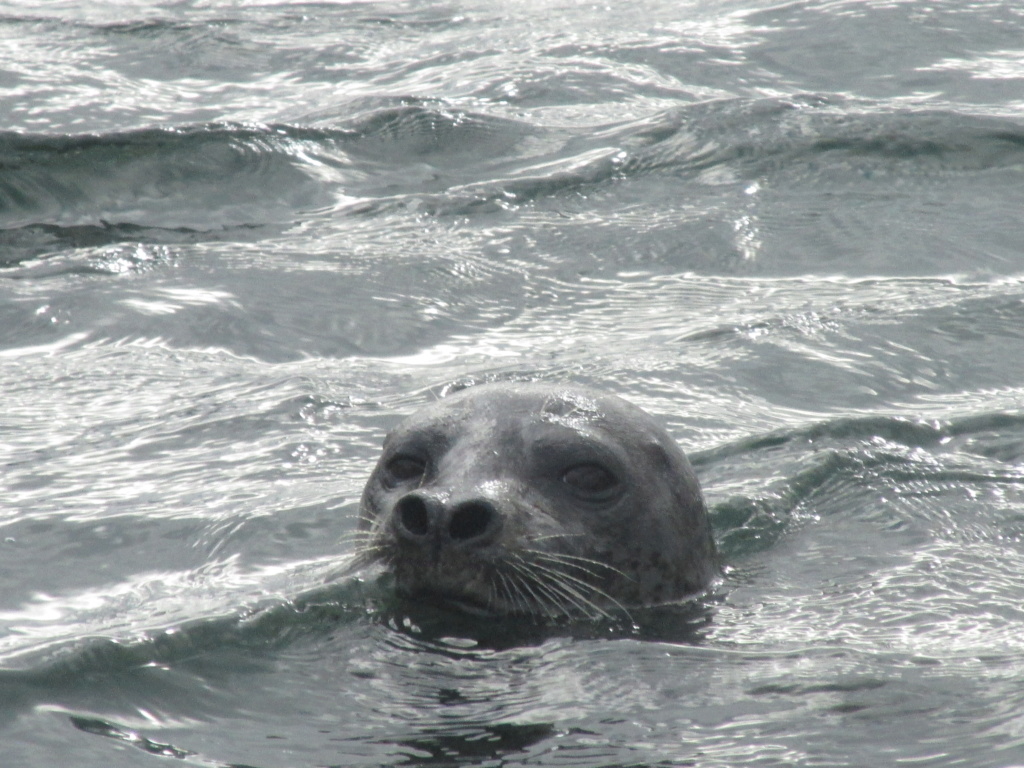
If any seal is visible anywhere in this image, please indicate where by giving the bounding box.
[355,382,717,619]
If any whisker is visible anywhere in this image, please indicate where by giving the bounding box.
[528,550,631,581]
[524,551,607,581]
[503,559,565,620]
[512,562,579,619]
[337,529,379,550]
[486,571,503,614]
[519,554,634,622]
[512,557,614,621]
[494,567,531,616]
[526,532,587,544]
[340,540,378,557]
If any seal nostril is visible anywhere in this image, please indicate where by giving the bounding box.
[448,501,494,542]
[396,495,431,537]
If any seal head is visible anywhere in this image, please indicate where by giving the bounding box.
[357,382,717,618]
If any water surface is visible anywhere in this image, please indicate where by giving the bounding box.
[2,1,1024,766]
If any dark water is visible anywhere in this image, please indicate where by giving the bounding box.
[3,1,1024,766]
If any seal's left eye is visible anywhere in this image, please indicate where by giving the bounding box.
[562,463,617,498]
[384,455,426,485]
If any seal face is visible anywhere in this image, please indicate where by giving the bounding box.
[356,382,717,619]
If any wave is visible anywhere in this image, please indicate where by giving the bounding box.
[3,98,1024,263]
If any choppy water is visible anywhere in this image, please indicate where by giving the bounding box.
[3,1,1024,766]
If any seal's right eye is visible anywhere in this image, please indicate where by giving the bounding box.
[383,455,426,486]
[561,462,618,500]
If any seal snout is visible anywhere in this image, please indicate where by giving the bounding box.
[393,491,502,549]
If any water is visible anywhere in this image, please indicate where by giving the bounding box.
[2,0,1024,765]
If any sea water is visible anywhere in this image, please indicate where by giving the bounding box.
[2,1,1024,766]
